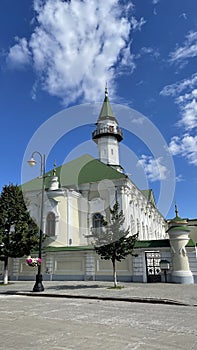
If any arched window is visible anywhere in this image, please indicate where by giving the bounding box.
[92,213,103,232]
[46,212,55,237]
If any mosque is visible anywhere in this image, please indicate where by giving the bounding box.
[5,88,197,283]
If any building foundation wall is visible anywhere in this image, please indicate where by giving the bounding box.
[2,244,197,284]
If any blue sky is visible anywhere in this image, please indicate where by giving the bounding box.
[0,0,197,219]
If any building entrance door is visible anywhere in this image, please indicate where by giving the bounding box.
[145,251,161,283]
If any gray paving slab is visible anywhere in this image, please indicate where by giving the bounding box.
[0,293,197,350]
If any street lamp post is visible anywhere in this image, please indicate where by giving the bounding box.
[28,151,45,292]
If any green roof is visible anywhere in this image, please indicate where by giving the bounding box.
[22,154,126,192]
[172,216,183,221]
[134,239,170,248]
[39,239,195,253]
[44,245,94,252]
[167,226,190,232]
[97,94,118,123]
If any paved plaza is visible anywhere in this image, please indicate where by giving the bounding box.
[1,280,197,306]
[0,281,197,349]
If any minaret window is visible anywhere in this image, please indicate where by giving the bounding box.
[46,212,55,237]
[92,213,103,232]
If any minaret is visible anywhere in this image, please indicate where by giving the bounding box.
[92,85,123,172]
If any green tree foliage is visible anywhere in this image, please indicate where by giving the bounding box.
[0,184,39,284]
[92,202,138,287]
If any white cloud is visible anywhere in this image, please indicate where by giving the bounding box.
[118,47,136,74]
[138,46,160,59]
[137,155,168,182]
[160,73,197,97]
[169,30,197,63]
[7,37,31,68]
[160,32,197,166]
[176,89,197,104]
[6,0,142,105]
[130,16,146,32]
[179,13,187,20]
[161,76,197,165]
[176,174,185,182]
[178,98,197,131]
[153,8,157,16]
[169,134,197,166]
[160,74,197,132]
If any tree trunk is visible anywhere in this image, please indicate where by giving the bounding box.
[112,257,117,288]
[3,256,8,285]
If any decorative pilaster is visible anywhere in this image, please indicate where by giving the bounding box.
[45,255,53,281]
[85,252,95,281]
[12,258,19,280]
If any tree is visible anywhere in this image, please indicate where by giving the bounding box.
[0,184,39,284]
[92,202,138,287]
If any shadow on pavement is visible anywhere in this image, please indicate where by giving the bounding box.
[46,284,103,290]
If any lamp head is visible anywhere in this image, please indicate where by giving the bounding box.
[27,157,37,167]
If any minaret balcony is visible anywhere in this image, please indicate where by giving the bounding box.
[92,125,123,142]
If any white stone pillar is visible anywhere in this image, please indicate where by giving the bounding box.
[168,217,194,284]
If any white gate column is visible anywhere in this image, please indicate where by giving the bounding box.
[168,207,194,284]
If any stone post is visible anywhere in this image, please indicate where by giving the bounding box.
[168,209,194,284]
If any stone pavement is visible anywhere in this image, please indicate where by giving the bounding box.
[1,280,197,306]
[1,292,197,350]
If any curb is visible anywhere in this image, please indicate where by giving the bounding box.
[2,291,194,307]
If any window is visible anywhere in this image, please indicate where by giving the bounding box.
[92,213,103,232]
[46,212,55,237]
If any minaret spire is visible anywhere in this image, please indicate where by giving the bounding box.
[53,161,57,176]
[49,160,59,191]
[175,202,179,218]
[92,85,123,172]
[105,82,108,98]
